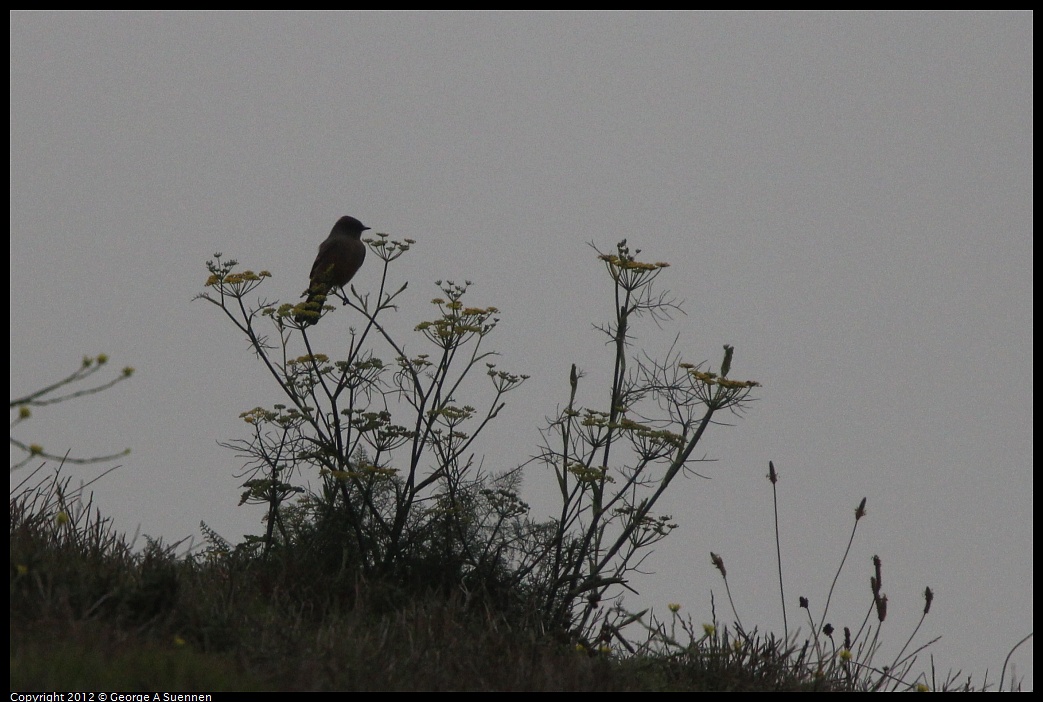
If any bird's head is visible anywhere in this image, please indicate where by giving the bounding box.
[335,216,371,236]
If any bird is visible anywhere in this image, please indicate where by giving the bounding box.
[295,216,369,327]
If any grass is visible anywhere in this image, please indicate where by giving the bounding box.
[9,463,1029,692]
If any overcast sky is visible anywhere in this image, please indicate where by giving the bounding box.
[10,11,1032,689]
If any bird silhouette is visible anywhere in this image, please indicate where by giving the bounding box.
[295,216,369,327]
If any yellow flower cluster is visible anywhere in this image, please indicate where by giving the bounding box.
[416,303,499,342]
[568,463,614,484]
[239,407,278,425]
[205,270,272,287]
[683,367,760,389]
[598,253,670,272]
[287,354,330,366]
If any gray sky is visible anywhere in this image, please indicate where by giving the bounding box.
[10,11,1032,688]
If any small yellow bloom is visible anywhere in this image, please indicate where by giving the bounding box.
[668,603,681,613]
[839,649,852,661]
[56,511,69,525]
[29,444,43,455]
[96,353,109,364]
[173,635,187,647]
[915,684,930,692]
[122,367,135,377]
[18,406,31,419]
[702,623,716,637]
[16,564,29,576]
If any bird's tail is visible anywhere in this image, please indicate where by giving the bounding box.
[294,286,327,327]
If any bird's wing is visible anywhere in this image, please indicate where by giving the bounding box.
[309,234,340,283]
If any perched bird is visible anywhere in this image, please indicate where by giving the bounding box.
[295,216,369,327]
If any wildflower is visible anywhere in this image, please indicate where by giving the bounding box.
[839,649,852,661]
[702,623,716,637]
[29,444,43,455]
[915,684,930,692]
[668,603,681,613]
[16,564,28,577]
[18,406,30,419]
[173,635,187,647]
[56,511,69,525]
[97,353,109,364]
